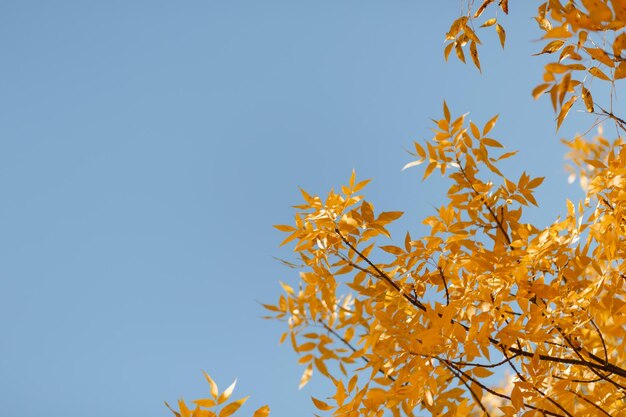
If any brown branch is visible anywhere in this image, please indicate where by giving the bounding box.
[588,316,609,366]
[335,223,626,383]
[567,389,613,417]
[501,346,574,417]
[318,319,396,382]
[443,359,566,417]
[457,157,512,247]
[552,374,602,384]
[334,226,426,311]
[438,266,450,306]
[442,361,492,417]
[438,353,520,369]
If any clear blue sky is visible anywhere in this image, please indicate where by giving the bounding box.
[0,2,590,416]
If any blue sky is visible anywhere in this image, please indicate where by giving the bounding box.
[0,2,591,416]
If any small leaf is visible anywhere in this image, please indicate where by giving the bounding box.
[474,0,494,18]
[299,363,313,389]
[279,281,294,295]
[584,159,607,169]
[535,17,552,32]
[311,397,334,411]
[482,138,503,148]
[585,47,614,67]
[532,83,550,100]
[455,43,466,63]
[545,63,571,74]
[472,367,494,378]
[443,100,450,122]
[202,372,219,399]
[217,379,237,405]
[423,162,437,180]
[470,121,481,139]
[483,114,499,135]
[496,24,506,48]
[377,211,403,222]
[615,61,626,80]
[511,385,524,411]
[544,25,572,39]
[219,397,249,417]
[179,400,192,417]
[581,87,594,112]
[527,176,544,189]
[589,66,610,81]
[401,159,424,171]
[193,399,217,408]
[481,18,496,28]
[273,224,295,232]
[556,95,578,130]
[444,42,454,61]
[165,402,182,417]
[533,40,565,55]
[470,41,481,72]
[413,141,426,159]
[253,405,270,417]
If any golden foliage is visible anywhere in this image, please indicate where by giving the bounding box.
[171,2,626,416]
[166,372,269,417]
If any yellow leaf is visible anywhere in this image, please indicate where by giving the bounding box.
[470,121,481,139]
[589,66,610,81]
[401,159,424,171]
[532,83,550,100]
[535,17,552,32]
[165,402,182,417]
[413,141,426,159]
[423,161,437,180]
[218,397,249,417]
[533,40,565,55]
[179,399,192,417]
[615,61,626,80]
[377,211,403,223]
[299,364,313,389]
[470,41,481,72]
[545,63,570,74]
[556,95,577,130]
[279,281,294,295]
[482,138,503,148]
[614,33,626,56]
[473,0,494,18]
[193,399,217,408]
[444,42,454,61]
[455,43,466,63]
[472,367,494,378]
[311,396,334,411]
[253,405,270,417]
[584,159,607,169]
[527,176,544,188]
[544,25,571,39]
[202,372,219,400]
[581,87,594,112]
[443,100,450,122]
[314,357,330,377]
[273,224,295,232]
[511,385,524,411]
[483,114,499,135]
[298,342,316,352]
[496,24,506,48]
[481,18,496,28]
[585,47,615,67]
[217,380,237,405]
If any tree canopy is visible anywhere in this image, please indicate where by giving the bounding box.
[170,1,626,416]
